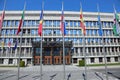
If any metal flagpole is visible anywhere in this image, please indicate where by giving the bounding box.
[0,0,6,66]
[17,2,26,80]
[40,2,44,80]
[97,4,108,80]
[63,33,65,80]
[80,3,87,80]
[61,2,66,80]
[0,0,6,35]
[102,37,108,80]
[83,35,87,80]
[3,0,6,11]
[113,5,120,36]
[40,27,43,80]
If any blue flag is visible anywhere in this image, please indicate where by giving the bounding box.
[13,40,18,50]
[98,15,103,36]
[63,20,67,35]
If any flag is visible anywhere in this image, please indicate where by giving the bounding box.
[98,15,103,36]
[0,11,5,30]
[80,8,86,35]
[8,40,11,48]
[38,10,43,36]
[63,20,66,35]
[13,40,17,50]
[113,9,120,36]
[1,41,4,49]
[60,3,66,36]
[16,6,25,35]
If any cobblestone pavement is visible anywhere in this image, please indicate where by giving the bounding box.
[0,65,119,80]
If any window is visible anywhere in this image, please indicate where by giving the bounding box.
[15,20,19,27]
[8,59,13,64]
[53,20,56,27]
[90,58,95,63]
[99,57,103,62]
[32,20,36,27]
[114,57,118,62]
[0,59,4,64]
[56,20,60,27]
[27,59,31,64]
[73,58,77,63]
[74,21,77,27]
[107,57,111,62]
[85,21,88,27]
[49,21,52,27]
[23,20,27,27]
[75,48,78,53]
[28,20,32,27]
[3,20,7,27]
[70,21,73,27]
[36,48,41,56]
[7,20,11,27]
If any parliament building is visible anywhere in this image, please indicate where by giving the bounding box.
[0,11,120,65]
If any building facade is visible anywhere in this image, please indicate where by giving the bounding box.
[0,11,120,65]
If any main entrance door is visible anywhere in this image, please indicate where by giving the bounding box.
[32,41,72,65]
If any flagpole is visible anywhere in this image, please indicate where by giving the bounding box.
[80,3,87,80]
[8,40,10,65]
[40,27,43,80]
[40,2,44,80]
[63,32,65,80]
[17,2,26,80]
[97,4,108,80]
[0,0,6,66]
[61,2,66,80]
[0,0,6,34]
[113,5,120,37]
[3,0,6,11]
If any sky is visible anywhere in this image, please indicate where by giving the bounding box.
[0,0,120,13]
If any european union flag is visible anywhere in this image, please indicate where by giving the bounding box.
[13,40,18,50]
[98,15,103,36]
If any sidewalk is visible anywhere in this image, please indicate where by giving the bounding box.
[87,65,120,69]
[0,65,119,80]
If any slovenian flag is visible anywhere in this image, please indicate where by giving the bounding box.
[80,8,86,35]
[38,10,43,36]
[60,2,66,36]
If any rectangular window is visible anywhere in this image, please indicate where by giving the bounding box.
[0,59,4,64]
[53,20,56,27]
[27,59,31,64]
[99,57,103,62]
[36,48,41,56]
[15,20,19,27]
[8,59,13,64]
[114,57,118,62]
[7,20,11,27]
[56,20,60,27]
[90,58,95,63]
[73,58,77,63]
[70,21,73,27]
[3,20,7,27]
[107,57,111,62]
